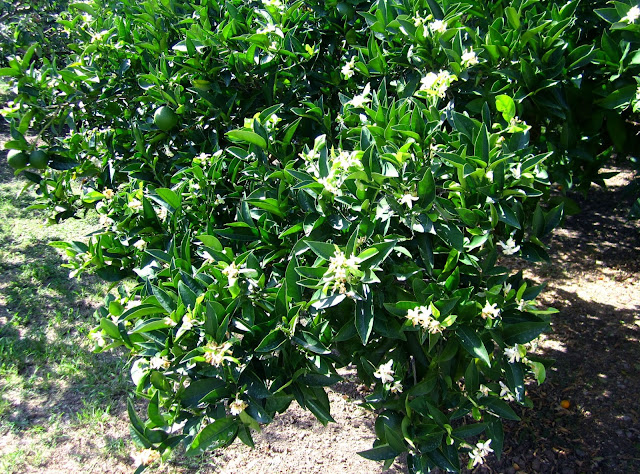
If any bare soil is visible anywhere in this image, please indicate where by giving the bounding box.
[1,117,638,473]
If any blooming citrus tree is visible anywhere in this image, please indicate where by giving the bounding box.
[2,0,639,472]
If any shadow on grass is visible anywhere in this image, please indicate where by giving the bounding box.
[0,237,130,442]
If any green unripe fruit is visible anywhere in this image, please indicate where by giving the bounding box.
[29,149,49,169]
[7,150,29,169]
[153,106,179,131]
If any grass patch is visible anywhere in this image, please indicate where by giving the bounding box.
[0,144,133,471]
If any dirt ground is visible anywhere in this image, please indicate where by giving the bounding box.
[0,115,639,473]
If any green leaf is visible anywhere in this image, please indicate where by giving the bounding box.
[452,423,487,438]
[495,95,516,123]
[306,241,337,260]
[456,326,490,366]
[355,285,374,345]
[505,7,521,29]
[180,378,228,407]
[597,85,636,110]
[503,322,549,345]
[418,168,436,206]
[485,397,520,421]
[155,188,181,210]
[256,328,287,352]
[150,371,172,392]
[130,317,175,334]
[178,280,197,309]
[226,130,267,149]
[186,418,237,456]
[197,235,223,250]
[100,318,121,339]
[358,444,401,461]
[529,361,546,384]
[496,202,521,229]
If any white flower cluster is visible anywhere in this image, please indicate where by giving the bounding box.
[469,439,493,466]
[324,250,361,294]
[348,83,371,108]
[406,305,443,334]
[128,198,143,211]
[499,380,515,401]
[229,396,248,415]
[498,236,520,255]
[504,344,522,364]
[222,262,241,280]
[399,193,419,209]
[149,355,170,370]
[622,5,640,23]
[428,19,447,34]
[412,12,429,27]
[342,57,356,79]
[203,341,233,367]
[131,448,161,467]
[461,48,479,67]
[481,301,500,320]
[373,360,403,393]
[309,146,363,197]
[418,70,457,98]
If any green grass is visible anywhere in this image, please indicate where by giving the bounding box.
[0,139,133,471]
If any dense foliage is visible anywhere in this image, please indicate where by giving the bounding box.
[1,0,638,472]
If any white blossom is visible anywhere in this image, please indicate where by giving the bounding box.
[399,193,419,209]
[499,381,515,401]
[230,397,248,415]
[418,70,457,98]
[470,439,493,466]
[406,306,443,334]
[413,13,427,27]
[133,239,147,251]
[374,359,395,384]
[390,381,403,394]
[428,19,447,34]
[622,5,640,23]
[204,341,233,367]
[156,206,168,221]
[517,299,528,312]
[103,188,115,200]
[504,345,521,364]
[348,83,371,108]
[149,355,170,370]
[222,262,240,280]
[128,198,143,211]
[99,215,114,227]
[318,176,340,196]
[481,301,500,320]
[461,48,479,67]
[498,237,520,256]
[478,384,490,397]
[131,448,161,467]
[503,282,512,296]
[342,57,356,79]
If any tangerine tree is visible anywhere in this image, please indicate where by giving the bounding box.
[1,0,639,472]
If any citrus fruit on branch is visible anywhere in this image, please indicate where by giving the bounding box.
[153,106,179,131]
[29,149,49,169]
[7,150,29,169]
